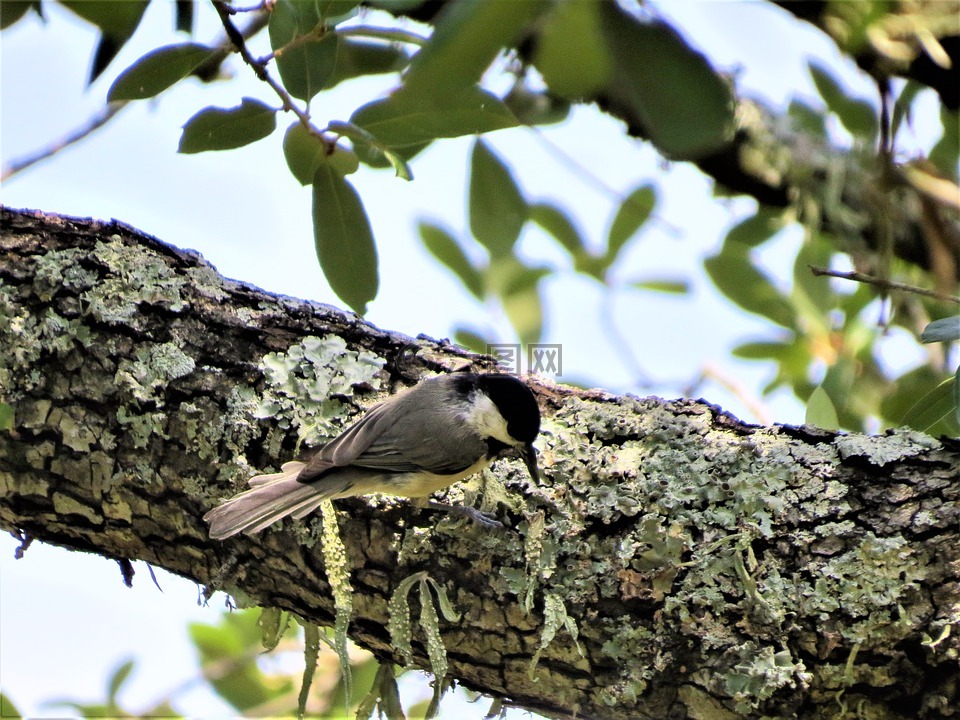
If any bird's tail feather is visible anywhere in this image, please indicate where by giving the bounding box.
[204,461,337,539]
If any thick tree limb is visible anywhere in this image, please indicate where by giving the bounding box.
[1,207,958,719]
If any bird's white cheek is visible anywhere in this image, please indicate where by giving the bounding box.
[466,393,514,446]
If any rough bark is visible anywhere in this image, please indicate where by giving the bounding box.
[1,207,958,719]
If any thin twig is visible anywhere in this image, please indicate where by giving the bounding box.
[809,265,960,304]
[211,0,326,141]
[600,290,654,389]
[528,125,682,238]
[3,10,271,182]
[2,104,126,182]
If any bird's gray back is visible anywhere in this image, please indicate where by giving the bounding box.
[299,375,488,480]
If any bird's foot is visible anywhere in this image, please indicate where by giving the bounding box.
[426,501,506,530]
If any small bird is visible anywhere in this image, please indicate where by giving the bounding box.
[204,372,541,539]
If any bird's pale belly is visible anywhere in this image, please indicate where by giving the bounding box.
[380,456,493,498]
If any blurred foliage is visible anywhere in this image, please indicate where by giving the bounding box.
[6,608,433,718]
[3,0,956,433]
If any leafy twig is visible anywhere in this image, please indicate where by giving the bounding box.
[210,0,328,143]
[809,266,960,304]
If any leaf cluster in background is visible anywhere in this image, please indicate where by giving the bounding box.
[2,0,957,429]
[705,61,959,435]
[44,0,737,318]
[421,139,687,352]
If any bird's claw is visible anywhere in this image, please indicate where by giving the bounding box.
[426,501,507,530]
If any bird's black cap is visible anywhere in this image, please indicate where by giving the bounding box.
[474,373,541,443]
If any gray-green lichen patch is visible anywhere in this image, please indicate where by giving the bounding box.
[254,335,385,447]
[82,238,189,324]
[835,428,939,466]
[724,643,811,713]
[472,391,941,711]
[0,285,92,396]
[115,342,196,405]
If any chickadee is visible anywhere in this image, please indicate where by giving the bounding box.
[204,372,541,539]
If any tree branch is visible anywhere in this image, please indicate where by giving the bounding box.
[1,207,958,719]
[210,0,329,144]
[810,265,960,304]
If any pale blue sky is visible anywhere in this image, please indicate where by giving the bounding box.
[0,1,942,716]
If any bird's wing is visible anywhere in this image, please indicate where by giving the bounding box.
[298,380,487,481]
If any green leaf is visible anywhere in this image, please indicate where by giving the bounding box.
[469,139,527,257]
[189,611,288,711]
[732,341,796,360]
[178,98,277,154]
[955,365,960,429]
[704,250,796,329]
[725,209,785,249]
[788,99,827,139]
[269,0,338,102]
[503,84,571,126]
[530,203,585,257]
[350,85,518,149]
[298,622,321,720]
[488,257,547,344]
[257,607,291,652]
[793,233,835,315]
[419,222,484,299]
[400,0,549,99]
[598,3,734,159]
[930,108,959,181]
[317,0,360,22]
[326,120,412,179]
[0,693,21,719]
[630,277,690,294]
[805,385,839,431]
[326,38,410,89]
[0,0,40,30]
[108,43,214,101]
[425,577,461,622]
[920,316,960,344]
[284,123,358,184]
[534,0,611,98]
[891,79,924,139]
[61,0,146,36]
[809,61,879,142]
[61,0,149,83]
[312,165,379,314]
[0,402,13,431]
[453,327,490,354]
[107,659,135,704]
[607,184,655,263]
[884,366,959,436]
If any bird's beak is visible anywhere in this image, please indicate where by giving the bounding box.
[520,443,540,483]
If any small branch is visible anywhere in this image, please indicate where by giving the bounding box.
[809,265,960,304]
[211,0,328,142]
[2,103,126,182]
[3,10,271,182]
[225,0,269,12]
